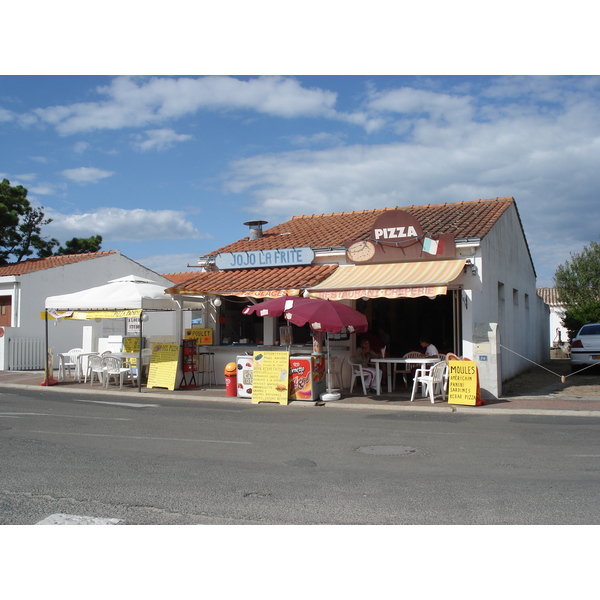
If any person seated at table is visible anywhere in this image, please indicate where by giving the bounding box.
[353,339,383,391]
[419,337,439,357]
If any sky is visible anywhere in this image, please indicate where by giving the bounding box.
[1,5,598,288]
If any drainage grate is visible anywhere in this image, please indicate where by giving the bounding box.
[356,445,417,456]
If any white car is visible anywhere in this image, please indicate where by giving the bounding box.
[570,323,600,373]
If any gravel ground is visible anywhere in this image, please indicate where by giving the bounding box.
[502,359,600,398]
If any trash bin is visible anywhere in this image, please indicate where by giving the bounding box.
[224,362,237,397]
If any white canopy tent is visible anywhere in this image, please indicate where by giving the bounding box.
[45,275,184,311]
[44,275,204,390]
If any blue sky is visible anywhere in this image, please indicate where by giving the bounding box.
[2,6,598,287]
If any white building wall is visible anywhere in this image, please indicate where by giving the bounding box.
[469,205,549,391]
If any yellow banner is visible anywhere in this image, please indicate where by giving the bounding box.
[41,309,142,320]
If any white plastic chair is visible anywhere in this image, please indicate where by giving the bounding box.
[88,355,106,386]
[393,351,426,390]
[103,356,136,390]
[349,360,369,395]
[410,360,448,404]
[58,348,83,380]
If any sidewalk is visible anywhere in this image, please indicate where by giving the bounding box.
[2,360,600,417]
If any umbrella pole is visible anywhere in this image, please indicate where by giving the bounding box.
[326,332,332,394]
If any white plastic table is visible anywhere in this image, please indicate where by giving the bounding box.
[371,357,439,395]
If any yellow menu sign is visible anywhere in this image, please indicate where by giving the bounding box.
[447,360,479,405]
[251,350,290,405]
[147,343,180,391]
[184,328,213,345]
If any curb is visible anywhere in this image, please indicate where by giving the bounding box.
[3,381,600,418]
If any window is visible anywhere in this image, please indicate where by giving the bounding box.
[0,295,12,327]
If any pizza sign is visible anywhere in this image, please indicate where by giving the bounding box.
[345,210,455,264]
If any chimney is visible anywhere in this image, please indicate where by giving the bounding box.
[244,220,268,240]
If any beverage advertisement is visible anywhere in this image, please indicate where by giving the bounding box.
[289,354,326,401]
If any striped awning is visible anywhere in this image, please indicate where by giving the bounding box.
[307,259,466,300]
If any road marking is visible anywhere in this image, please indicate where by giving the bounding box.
[570,454,600,457]
[75,399,160,408]
[36,513,121,525]
[0,412,131,421]
[28,430,252,444]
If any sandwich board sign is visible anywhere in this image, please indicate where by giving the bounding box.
[447,360,482,405]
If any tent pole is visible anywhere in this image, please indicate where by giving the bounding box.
[138,311,143,392]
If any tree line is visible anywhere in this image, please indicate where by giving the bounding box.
[1,178,102,266]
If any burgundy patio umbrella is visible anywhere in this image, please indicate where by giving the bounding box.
[242,296,368,399]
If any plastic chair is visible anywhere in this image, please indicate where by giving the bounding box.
[393,351,426,390]
[410,361,448,404]
[349,361,369,395]
[58,348,83,380]
[88,355,106,386]
[103,356,136,390]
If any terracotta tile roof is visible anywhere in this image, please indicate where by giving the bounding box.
[0,251,118,277]
[161,272,200,285]
[207,197,516,256]
[537,287,563,306]
[166,264,338,296]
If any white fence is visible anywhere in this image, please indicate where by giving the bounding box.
[8,337,45,371]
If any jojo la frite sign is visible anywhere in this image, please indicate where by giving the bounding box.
[215,247,314,270]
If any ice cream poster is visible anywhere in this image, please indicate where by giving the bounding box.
[251,350,290,405]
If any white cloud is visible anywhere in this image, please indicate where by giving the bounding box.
[61,166,115,183]
[31,76,341,135]
[133,128,193,151]
[0,107,14,122]
[367,87,474,126]
[73,141,89,153]
[44,207,207,242]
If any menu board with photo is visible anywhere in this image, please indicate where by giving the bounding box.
[147,343,180,391]
[251,350,290,405]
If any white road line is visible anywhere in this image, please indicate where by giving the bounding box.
[569,454,600,457]
[75,399,160,408]
[36,513,121,525]
[28,430,252,444]
[0,412,131,421]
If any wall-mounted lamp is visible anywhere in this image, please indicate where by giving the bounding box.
[361,296,370,302]
[465,260,478,276]
[213,297,222,307]
[303,290,310,298]
[141,313,150,323]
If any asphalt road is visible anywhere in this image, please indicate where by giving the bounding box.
[2,385,600,525]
